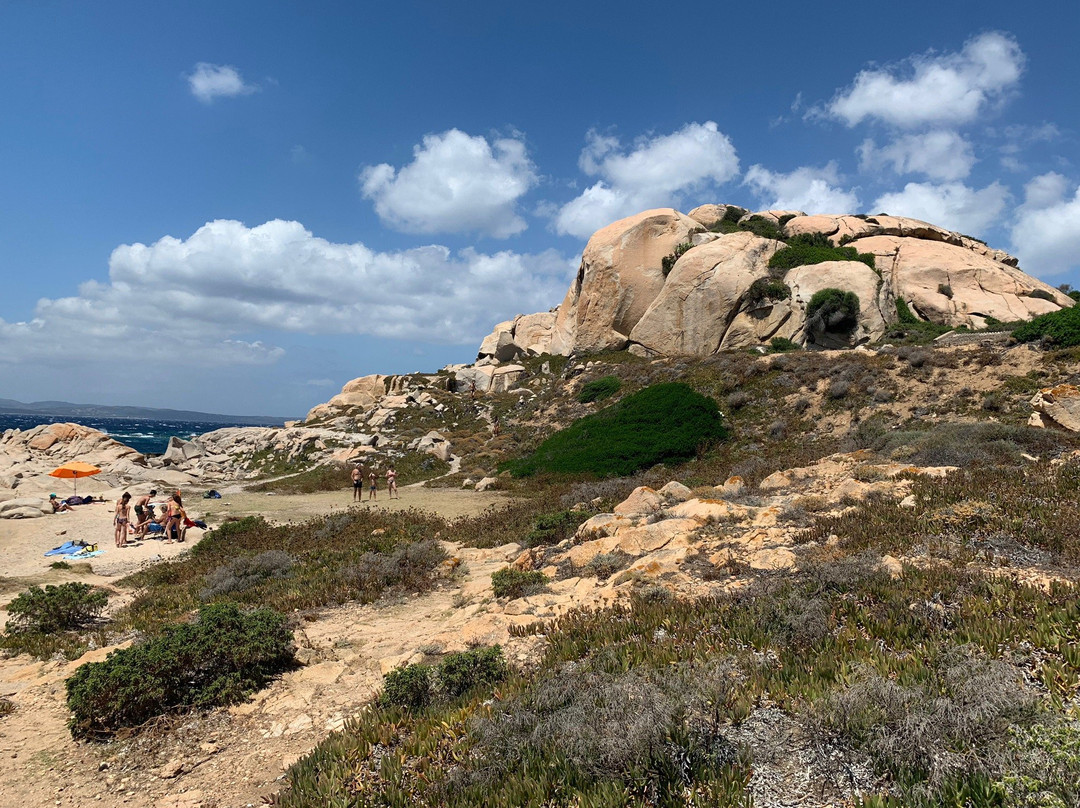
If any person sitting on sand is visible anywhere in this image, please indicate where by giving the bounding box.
[386,465,398,499]
[114,492,132,548]
[49,493,73,513]
[351,464,363,502]
[368,469,377,501]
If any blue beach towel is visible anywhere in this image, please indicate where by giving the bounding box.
[45,540,85,557]
[62,549,104,560]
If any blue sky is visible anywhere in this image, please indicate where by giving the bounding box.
[2,1,1079,417]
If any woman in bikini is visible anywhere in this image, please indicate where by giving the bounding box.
[165,494,187,543]
[114,492,132,548]
[386,465,398,499]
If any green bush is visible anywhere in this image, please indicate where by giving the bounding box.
[738,215,784,240]
[436,646,508,699]
[1028,288,1056,302]
[769,232,876,272]
[66,603,293,738]
[523,510,588,548]
[491,568,548,599]
[380,647,508,710]
[807,288,860,334]
[502,383,727,477]
[768,336,801,353]
[200,550,294,602]
[380,662,434,709]
[1013,304,1080,348]
[661,241,694,276]
[577,375,621,403]
[746,277,792,304]
[895,297,920,325]
[4,583,107,634]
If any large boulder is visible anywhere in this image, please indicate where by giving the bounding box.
[1031,385,1080,432]
[305,375,390,422]
[476,311,557,361]
[630,232,781,356]
[550,208,704,354]
[786,261,887,346]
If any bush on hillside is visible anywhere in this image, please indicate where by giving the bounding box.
[577,375,621,403]
[502,383,727,477]
[1012,304,1080,348]
[200,550,295,601]
[4,583,107,635]
[738,215,785,240]
[768,336,800,353]
[491,568,548,599]
[746,277,791,305]
[380,646,508,709]
[66,603,293,738]
[769,232,876,272]
[806,288,860,335]
[661,241,694,276]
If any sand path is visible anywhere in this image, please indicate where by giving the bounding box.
[0,483,523,808]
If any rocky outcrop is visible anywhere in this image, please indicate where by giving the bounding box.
[477,205,1073,359]
[0,423,147,495]
[1030,384,1080,432]
[550,208,706,354]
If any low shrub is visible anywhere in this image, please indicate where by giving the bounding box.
[1028,288,1056,302]
[768,336,800,353]
[938,284,954,299]
[807,288,860,335]
[746,277,791,304]
[661,241,694,275]
[502,383,727,478]
[1013,304,1080,348]
[0,697,13,717]
[491,568,548,599]
[200,550,294,602]
[380,662,434,709]
[523,510,588,548]
[577,375,621,403]
[583,551,633,579]
[4,583,107,634]
[895,297,920,325]
[738,214,784,240]
[769,232,876,272]
[380,646,508,708]
[66,603,294,738]
[344,539,449,596]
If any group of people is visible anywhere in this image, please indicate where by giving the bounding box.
[351,463,399,502]
[113,489,189,547]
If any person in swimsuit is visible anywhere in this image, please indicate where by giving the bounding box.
[351,464,363,501]
[114,492,132,548]
[165,494,187,543]
[49,493,73,513]
[386,465,398,499]
[368,469,377,501]
[132,489,156,537]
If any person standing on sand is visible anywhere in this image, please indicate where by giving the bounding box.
[368,469,378,501]
[164,494,187,543]
[114,492,132,548]
[351,464,363,502]
[386,465,398,499]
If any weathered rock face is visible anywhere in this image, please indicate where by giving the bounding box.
[305,375,391,422]
[550,208,705,355]
[1031,384,1080,432]
[476,311,557,362]
[479,205,1073,359]
[0,422,147,494]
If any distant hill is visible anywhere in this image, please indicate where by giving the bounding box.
[0,398,293,425]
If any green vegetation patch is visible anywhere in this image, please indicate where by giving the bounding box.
[769,232,876,272]
[577,375,621,403]
[491,567,548,599]
[1013,303,1080,348]
[380,646,510,710]
[503,382,727,478]
[807,288,860,334]
[66,603,294,739]
[768,336,800,353]
[746,277,791,304]
[1,582,109,661]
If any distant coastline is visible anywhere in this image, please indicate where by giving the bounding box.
[0,397,295,426]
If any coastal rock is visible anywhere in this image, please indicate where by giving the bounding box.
[550,208,704,354]
[1030,384,1080,432]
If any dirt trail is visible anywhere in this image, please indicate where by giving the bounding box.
[0,486,527,808]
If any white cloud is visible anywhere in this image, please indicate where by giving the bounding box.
[1010,172,1080,276]
[827,32,1024,129]
[187,63,257,103]
[0,219,574,366]
[872,180,1010,235]
[858,130,976,181]
[552,122,739,238]
[743,162,859,213]
[360,129,537,238]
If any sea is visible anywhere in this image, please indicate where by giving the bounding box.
[0,413,273,456]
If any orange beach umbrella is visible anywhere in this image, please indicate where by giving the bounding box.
[48,461,102,495]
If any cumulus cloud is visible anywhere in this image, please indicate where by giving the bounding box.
[360,129,537,238]
[827,32,1024,129]
[872,180,1010,236]
[858,130,976,181]
[187,63,257,103]
[1010,172,1080,276]
[0,219,574,366]
[743,162,859,213]
[552,122,739,238]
